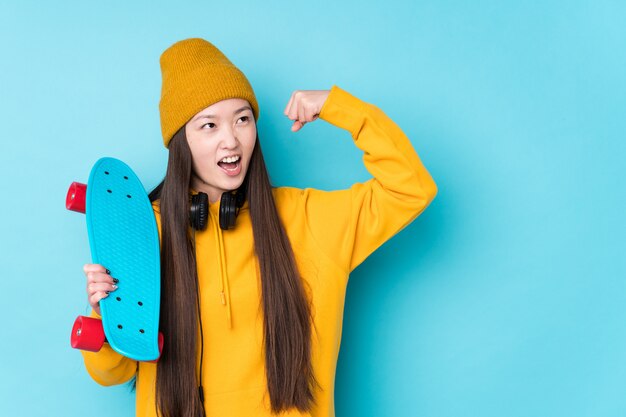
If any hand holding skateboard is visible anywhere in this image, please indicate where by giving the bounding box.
[83,263,117,317]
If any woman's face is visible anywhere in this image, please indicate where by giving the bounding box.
[185,98,257,204]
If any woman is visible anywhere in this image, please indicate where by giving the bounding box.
[81,37,438,417]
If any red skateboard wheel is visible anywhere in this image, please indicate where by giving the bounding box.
[71,315,106,352]
[66,182,87,213]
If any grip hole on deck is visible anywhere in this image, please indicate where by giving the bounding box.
[139,329,145,334]
[123,176,129,180]
[127,194,132,198]
[117,324,123,329]
[107,189,112,193]
[116,297,121,301]
[138,301,143,306]
[104,171,109,175]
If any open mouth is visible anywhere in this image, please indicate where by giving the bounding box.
[217,155,242,176]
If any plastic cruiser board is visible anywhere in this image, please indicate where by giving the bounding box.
[67,157,162,362]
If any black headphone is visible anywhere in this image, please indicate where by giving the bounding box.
[189,179,247,231]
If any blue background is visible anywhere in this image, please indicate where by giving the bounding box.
[1,1,624,416]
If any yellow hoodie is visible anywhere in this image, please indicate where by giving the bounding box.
[81,85,438,416]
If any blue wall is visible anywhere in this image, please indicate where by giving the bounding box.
[1,1,624,416]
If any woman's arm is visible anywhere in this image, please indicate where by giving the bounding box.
[297,85,438,274]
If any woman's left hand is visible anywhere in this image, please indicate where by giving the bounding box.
[284,89,330,132]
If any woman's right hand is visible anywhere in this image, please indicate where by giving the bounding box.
[83,263,118,316]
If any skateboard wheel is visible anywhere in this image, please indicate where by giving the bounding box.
[71,315,105,352]
[148,332,165,363]
[66,182,87,213]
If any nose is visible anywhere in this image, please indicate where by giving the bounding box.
[220,126,239,149]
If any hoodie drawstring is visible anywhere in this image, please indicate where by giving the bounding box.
[212,214,232,329]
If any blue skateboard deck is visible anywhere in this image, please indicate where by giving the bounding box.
[86,157,161,361]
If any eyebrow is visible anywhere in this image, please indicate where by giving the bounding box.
[193,106,253,122]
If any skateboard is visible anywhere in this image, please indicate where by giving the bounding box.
[66,157,163,362]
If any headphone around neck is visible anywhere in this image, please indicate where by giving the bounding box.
[189,185,247,231]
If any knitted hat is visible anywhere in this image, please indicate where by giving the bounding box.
[158,38,260,148]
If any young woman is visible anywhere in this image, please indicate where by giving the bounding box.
[81,38,437,417]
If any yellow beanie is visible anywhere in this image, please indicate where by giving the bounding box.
[158,38,260,148]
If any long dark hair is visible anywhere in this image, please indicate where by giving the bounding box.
[148,126,319,416]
